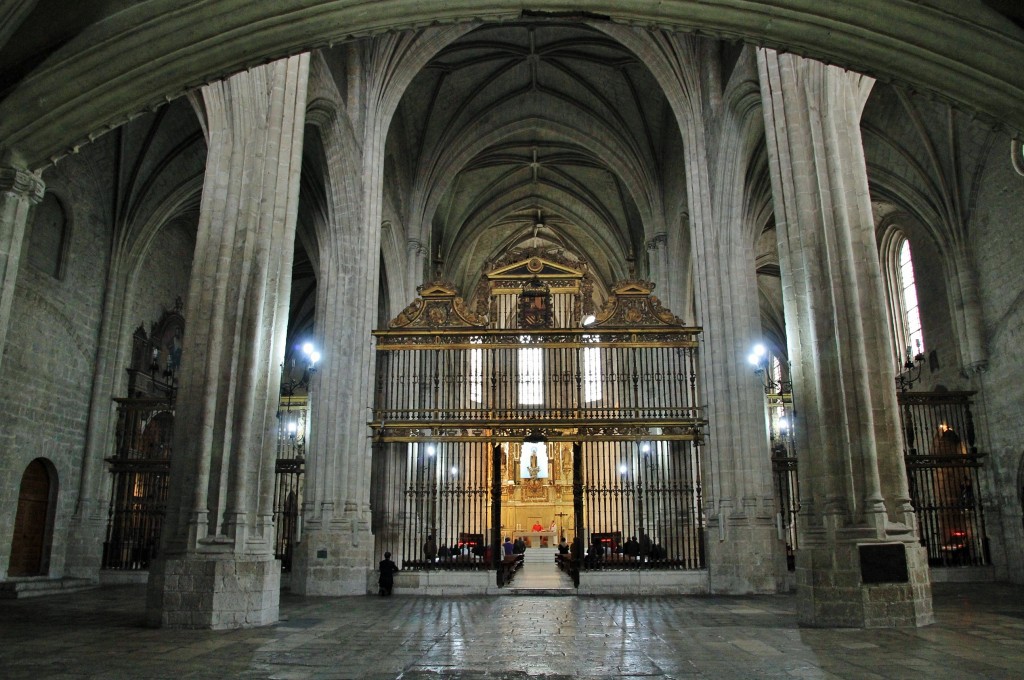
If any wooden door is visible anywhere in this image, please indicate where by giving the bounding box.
[8,460,53,577]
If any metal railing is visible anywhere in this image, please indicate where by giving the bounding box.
[102,398,173,570]
[898,391,989,567]
[274,396,306,571]
[369,326,707,575]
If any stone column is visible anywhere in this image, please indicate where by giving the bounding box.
[0,164,44,374]
[146,54,309,628]
[758,49,933,627]
[406,238,425,302]
[645,233,668,302]
[596,26,787,594]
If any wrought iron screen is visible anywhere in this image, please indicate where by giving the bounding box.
[899,391,990,567]
[103,398,173,570]
[766,389,798,570]
[372,440,493,570]
[274,395,306,571]
[370,327,706,574]
[578,440,704,570]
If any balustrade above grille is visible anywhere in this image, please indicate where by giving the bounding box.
[372,328,702,440]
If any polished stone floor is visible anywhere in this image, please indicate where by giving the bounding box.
[1,579,1022,679]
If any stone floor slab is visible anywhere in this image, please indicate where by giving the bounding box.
[0,583,1022,679]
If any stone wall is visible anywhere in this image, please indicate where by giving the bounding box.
[0,149,113,579]
[970,136,1024,583]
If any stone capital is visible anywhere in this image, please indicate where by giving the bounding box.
[645,233,668,251]
[0,166,44,203]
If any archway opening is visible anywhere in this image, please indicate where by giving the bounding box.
[9,458,58,577]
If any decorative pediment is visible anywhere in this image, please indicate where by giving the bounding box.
[388,279,487,329]
[487,257,584,280]
[485,247,586,281]
[590,279,685,328]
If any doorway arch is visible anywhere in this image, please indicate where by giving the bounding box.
[8,458,58,577]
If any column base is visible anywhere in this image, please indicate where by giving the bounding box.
[797,540,934,627]
[290,526,373,596]
[706,517,787,594]
[145,554,280,629]
[63,506,106,580]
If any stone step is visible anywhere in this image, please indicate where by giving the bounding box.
[503,587,576,596]
[521,547,558,563]
[0,577,99,599]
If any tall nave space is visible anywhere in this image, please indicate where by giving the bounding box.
[1,1,1024,669]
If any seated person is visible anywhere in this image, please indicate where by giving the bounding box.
[623,536,640,557]
[558,537,570,554]
[503,537,514,556]
[437,544,450,560]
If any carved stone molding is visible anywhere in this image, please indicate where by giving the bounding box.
[0,166,44,203]
[645,233,668,251]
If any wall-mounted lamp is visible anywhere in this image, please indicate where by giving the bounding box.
[281,341,322,397]
[895,340,926,392]
[747,343,791,394]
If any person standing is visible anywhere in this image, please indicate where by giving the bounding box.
[638,529,652,563]
[378,552,399,596]
[423,534,437,564]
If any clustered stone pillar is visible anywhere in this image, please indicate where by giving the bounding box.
[597,26,787,594]
[645,233,668,300]
[146,54,310,628]
[406,238,426,302]
[758,49,933,627]
[0,163,44,373]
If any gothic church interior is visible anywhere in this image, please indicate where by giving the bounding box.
[0,1,1023,631]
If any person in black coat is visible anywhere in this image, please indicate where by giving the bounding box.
[378,552,399,596]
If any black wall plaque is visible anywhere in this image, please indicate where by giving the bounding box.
[859,543,909,584]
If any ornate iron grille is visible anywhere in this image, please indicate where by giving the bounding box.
[899,391,990,567]
[372,440,493,570]
[370,329,706,574]
[766,389,798,570]
[274,395,306,571]
[371,277,706,580]
[102,398,173,570]
[771,454,799,571]
[577,440,704,570]
[372,329,702,434]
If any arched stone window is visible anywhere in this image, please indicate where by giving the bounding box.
[27,192,70,279]
[881,227,925,367]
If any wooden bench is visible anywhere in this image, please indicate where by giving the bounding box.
[499,554,523,584]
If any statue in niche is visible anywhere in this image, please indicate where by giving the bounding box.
[521,442,548,479]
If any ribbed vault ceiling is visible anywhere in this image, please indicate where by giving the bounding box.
[388,22,681,294]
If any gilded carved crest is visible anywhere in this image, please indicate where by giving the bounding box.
[590,279,685,328]
[388,279,487,329]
